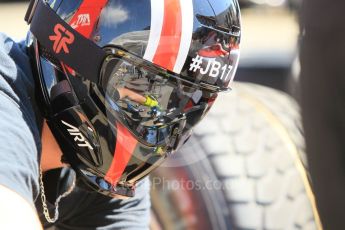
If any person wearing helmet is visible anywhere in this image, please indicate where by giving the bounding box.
[0,0,241,229]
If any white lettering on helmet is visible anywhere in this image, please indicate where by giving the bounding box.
[71,14,91,29]
[189,55,233,82]
[209,61,221,78]
[62,120,94,150]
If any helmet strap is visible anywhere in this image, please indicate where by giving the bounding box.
[25,0,107,84]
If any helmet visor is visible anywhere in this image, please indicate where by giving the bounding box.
[101,48,217,149]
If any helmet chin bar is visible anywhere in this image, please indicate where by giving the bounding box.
[45,96,138,197]
[28,37,137,197]
[75,175,136,198]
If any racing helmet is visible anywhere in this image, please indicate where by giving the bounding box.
[25,0,241,197]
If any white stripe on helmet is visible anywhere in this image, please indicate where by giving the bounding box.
[143,0,164,62]
[173,0,193,74]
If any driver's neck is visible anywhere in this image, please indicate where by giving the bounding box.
[41,121,64,172]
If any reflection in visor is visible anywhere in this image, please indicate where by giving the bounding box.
[101,50,216,149]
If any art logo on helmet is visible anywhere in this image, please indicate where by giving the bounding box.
[49,24,75,54]
[62,120,93,150]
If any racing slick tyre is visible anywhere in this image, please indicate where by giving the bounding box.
[150,82,322,230]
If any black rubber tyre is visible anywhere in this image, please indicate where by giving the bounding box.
[150,82,322,230]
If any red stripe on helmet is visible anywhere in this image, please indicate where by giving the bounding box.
[64,0,108,76]
[68,0,108,38]
[104,123,138,185]
[152,0,182,71]
[66,1,139,186]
